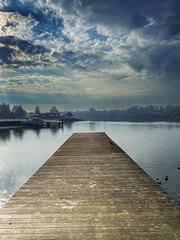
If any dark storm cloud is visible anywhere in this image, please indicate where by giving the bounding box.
[82,0,150,29]
[53,0,152,27]
[149,44,180,76]
[0,46,14,65]
[163,0,180,38]
[0,36,50,67]
[0,36,49,54]
[52,0,150,29]
[53,0,180,37]
[124,41,180,86]
[126,56,145,73]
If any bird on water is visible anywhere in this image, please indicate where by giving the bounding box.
[156,178,161,184]
[165,176,168,181]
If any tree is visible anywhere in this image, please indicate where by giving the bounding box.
[0,103,11,118]
[12,105,27,118]
[35,106,41,115]
[49,106,59,114]
[63,112,73,118]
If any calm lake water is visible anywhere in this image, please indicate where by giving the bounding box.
[0,121,180,207]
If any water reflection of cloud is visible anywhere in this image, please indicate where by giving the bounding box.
[0,167,31,208]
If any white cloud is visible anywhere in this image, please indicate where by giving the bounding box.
[0,11,38,40]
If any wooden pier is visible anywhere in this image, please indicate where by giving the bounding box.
[0,132,180,239]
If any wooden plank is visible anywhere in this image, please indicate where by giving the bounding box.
[0,132,180,239]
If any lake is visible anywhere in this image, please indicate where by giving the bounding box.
[0,121,180,208]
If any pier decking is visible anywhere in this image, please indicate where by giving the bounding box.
[0,132,180,239]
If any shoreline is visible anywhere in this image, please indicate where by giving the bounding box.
[0,126,23,130]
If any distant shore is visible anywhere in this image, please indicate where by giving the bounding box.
[0,118,81,130]
[0,126,23,130]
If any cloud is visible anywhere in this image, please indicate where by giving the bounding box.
[0,37,51,68]
[87,27,108,41]
[0,36,49,54]
[149,44,180,76]
[49,0,180,40]
[1,0,63,28]
[50,0,157,29]
[1,87,179,110]
[0,0,179,108]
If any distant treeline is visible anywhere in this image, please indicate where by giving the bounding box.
[1,103,180,122]
[72,105,180,122]
[0,103,73,120]
[0,103,27,119]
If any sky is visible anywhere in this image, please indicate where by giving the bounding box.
[0,0,180,110]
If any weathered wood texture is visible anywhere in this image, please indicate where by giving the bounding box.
[0,132,180,239]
